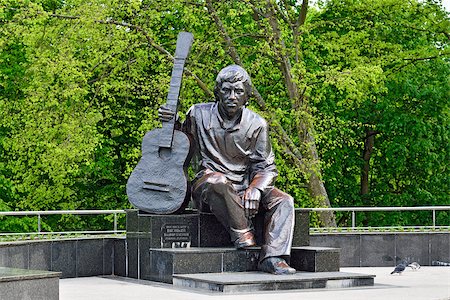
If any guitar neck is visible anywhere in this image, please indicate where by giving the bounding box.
[158,32,193,149]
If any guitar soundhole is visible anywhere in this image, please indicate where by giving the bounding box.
[158,147,172,160]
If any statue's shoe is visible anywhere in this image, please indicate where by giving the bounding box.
[234,231,256,249]
[258,257,296,275]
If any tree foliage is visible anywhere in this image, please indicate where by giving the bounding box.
[0,0,448,230]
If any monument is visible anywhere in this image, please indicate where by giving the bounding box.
[126,31,374,292]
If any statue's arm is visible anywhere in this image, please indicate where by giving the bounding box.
[180,106,200,169]
[248,123,278,193]
[244,122,278,217]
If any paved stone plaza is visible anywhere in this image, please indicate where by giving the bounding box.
[60,266,450,300]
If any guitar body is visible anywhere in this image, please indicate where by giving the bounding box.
[127,129,191,214]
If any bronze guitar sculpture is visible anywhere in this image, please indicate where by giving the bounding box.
[126,32,194,214]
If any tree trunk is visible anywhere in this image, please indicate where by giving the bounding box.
[360,129,378,226]
[361,130,377,197]
[263,2,336,226]
[305,135,336,226]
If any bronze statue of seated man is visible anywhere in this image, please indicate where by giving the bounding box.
[159,65,296,275]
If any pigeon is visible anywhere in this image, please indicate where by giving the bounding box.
[432,260,450,266]
[408,262,421,270]
[391,263,406,275]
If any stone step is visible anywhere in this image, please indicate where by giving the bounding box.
[173,271,375,293]
[0,267,61,300]
[144,246,340,283]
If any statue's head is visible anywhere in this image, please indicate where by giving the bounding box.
[214,65,253,119]
[214,65,253,101]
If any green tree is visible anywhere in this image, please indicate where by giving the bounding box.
[0,0,448,231]
[307,0,449,226]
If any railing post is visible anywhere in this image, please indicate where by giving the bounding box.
[432,209,436,229]
[37,214,41,234]
[352,210,355,228]
[114,213,118,233]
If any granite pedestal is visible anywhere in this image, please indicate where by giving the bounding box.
[126,209,310,279]
[0,267,61,300]
[126,209,375,292]
[144,246,339,283]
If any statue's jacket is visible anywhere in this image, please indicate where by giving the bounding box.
[182,102,277,195]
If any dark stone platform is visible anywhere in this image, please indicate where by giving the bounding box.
[144,246,340,283]
[125,208,375,292]
[173,271,375,293]
[126,209,310,279]
[0,267,61,300]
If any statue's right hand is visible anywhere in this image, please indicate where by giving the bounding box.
[158,105,176,122]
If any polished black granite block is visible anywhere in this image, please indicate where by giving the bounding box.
[173,271,375,293]
[77,239,103,277]
[126,238,138,279]
[102,238,114,275]
[290,246,340,272]
[361,234,395,267]
[126,209,199,248]
[28,242,52,271]
[395,233,429,265]
[146,246,340,283]
[113,238,127,277]
[126,209,139,232]
[222,248,260,272]
[310,234,361,267]
[0,244,28,269]
[198,213,232,247]
[293,209,310,246]
[126,210,200,279]
[51,240,77,278]
[138,237,152,279]
[146,248,225,283]
[430,233,450,264]
[146,249,172,282]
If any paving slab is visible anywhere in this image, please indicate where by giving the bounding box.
[59,266,450,300]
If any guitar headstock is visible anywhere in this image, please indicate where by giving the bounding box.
[175,32,194,60]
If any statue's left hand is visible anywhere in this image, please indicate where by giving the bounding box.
[158,105,177,122]
[243,187,261,218]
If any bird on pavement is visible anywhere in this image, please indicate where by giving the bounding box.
[391,263,406,275]
[407,262,421,270]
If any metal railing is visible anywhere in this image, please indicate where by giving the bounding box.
[0,210,127,237]
[0,206,448,238]
[303,206,450,233]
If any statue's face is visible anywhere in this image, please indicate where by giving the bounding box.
[218,81,248,119]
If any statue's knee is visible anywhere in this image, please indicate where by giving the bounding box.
[206,172,230,193]
[281,194,295,212]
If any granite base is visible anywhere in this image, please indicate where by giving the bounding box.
[145,246,339,283]
[0,267,61,300]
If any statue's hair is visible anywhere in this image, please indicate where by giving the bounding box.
[214,65,253,101]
